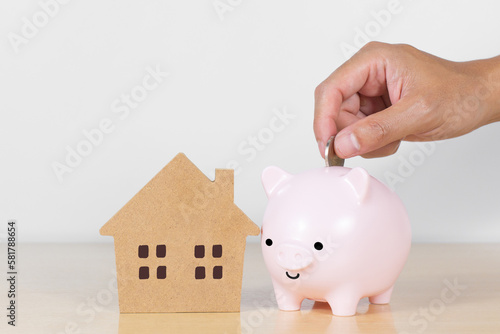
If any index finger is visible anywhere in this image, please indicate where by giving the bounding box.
[313,43,389,157]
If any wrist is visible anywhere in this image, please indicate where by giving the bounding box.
[477,56,500,124]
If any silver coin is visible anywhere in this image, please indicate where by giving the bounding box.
[324,135,345,167]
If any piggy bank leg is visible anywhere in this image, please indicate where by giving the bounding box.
[326,290,360,316]
[272,283,304,311]
[368,285,394,305]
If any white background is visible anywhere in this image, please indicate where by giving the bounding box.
[1,0,499,243]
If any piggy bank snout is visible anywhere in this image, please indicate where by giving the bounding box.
[275,243,314,271]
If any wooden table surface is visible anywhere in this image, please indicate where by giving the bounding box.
[2,243,499,334]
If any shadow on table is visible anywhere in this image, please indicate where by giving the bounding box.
[117,300,398,334]
[270,301,398,334]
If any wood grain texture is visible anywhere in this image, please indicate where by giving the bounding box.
[3,243,500,334]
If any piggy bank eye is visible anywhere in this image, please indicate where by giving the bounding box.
[265,239,273,246]
[314,242,323,250]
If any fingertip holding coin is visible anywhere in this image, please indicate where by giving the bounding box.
[324,135,345,167]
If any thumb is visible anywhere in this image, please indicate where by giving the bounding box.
[334,99,422,158]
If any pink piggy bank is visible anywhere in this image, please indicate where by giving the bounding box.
[261,166,411,316]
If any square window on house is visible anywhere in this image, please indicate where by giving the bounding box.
[212,245,222,258]
[139,266,149,279]
[156,245,166,258]
[194,245,205,258]
[138,245,149,258]
[213,266,223,279]
[195,266,205,279]
[157,266,167,279]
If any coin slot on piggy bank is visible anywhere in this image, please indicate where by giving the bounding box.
[260,164,411,316]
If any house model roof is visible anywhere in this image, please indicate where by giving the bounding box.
[100,153,260,238]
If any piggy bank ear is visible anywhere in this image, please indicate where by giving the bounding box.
[262,166,291,198]
[343,167,370,203]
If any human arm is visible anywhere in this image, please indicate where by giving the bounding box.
[313,42,500,158]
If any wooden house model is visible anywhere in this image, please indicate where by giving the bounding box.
[100,153,260,313]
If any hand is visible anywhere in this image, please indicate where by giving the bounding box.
[314,42,500,159]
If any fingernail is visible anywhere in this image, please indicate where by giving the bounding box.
[317,140,326,157]
[335,132,360,158]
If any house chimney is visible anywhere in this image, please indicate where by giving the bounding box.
[215,169,234,201]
